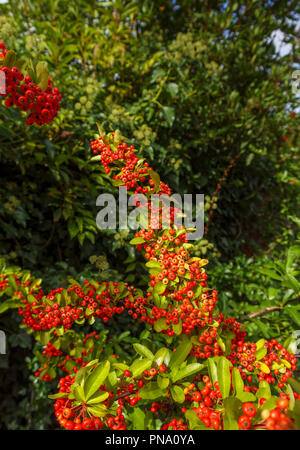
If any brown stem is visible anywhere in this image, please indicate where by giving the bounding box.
[247,306,282,319]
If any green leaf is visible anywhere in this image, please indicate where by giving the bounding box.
[232,368,244,396]
[87,404,107,418]
[166,82,178,97]
[84,360,110,400]
[169,340,192,369]
[287,378,300,395]
[256,339,265,351]
[257,268,282,281]
[170,385,185,403]
[185,410,211,430]
[139,382,164,400]
[256,380,271,400]
[217,357,232,399]
[285,305,300,326]
[40,331,50,345]
[132,407,146,430]
[207,358,218,386]
[256,362,270,374]
[255,347,267,360]
[157,375,169,390]
[154,318,169,332]
[129,237,145,245]
[153,281,166,295]
[68,221,79,239]
[223,397,241,430]
[133,343,154,360]
[36,61,49,91]
[130,358,152,378]
[154,347,169,366]
[149,170,161,191]
[3,50,16,68]
[73,384,86,402]
[86,391,109,405]
[172,363,204,382]
[145,261,162,269]
[162,106,175,126]
[48,392,69,400]
[236,391,256,402]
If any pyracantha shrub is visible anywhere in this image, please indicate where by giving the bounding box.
[0,42,61,125]
[0,96,299,431]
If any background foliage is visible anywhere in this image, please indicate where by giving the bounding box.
[0,0,299,429]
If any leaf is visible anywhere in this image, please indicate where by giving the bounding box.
[236,391,256,402]
[170,386,185,403]
[256,362,270,374]
[287,378,300,395]
[169,340,192,369]
[162,106,175,126]
[217,357,232,399]
[132,407,145,430]
[154,347,169,366]
[68,221,79,239]
[172,363,204,382]
[257,268,282,281]
[207,359,218,386]
[185,410,211,430]
[129,237,145,245]
[286,383,295,410]
[40,331,50,345]
[157,375,169,390]
[86,391,109,405]
[166,82,178,97]
[154,281,166,295]
[256,380,271,400]
[130,358,152,378]
[145,261,162,269]
[133,343,154,360]
[48,392,69,400]
[73,385,86,402]
[223,397,241,430]
[232,368,244,396]
[172,321,182,335]
[285,305,300,326]
[87,404,107,418]
[36,61,48,91]
[154,318,169,333]
[255,347,267,360]
[0,300,21,314]
[256,339,265,350]
[3,50,16,69]
[139,382,164,400]
[84,360,110,400]
[149,170,161,192]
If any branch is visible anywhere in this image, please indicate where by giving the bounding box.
[247,306,282,319]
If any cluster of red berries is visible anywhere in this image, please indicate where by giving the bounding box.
[263,396,295,430]
[161,418,187,430]
[227,339,297,389]
[54,375,105,430]
[238,402,257,429]
[0,42,61,125]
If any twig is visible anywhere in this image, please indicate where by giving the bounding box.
[247,306,282,319]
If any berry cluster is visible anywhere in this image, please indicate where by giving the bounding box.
[0,42,61,125]
[0,129,298,431]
